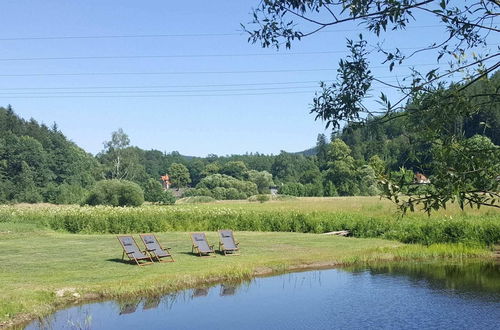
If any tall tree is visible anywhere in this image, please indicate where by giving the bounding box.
[99,129,145,181]
[101,128,129,179]
[168,163,191,189]
[248,170,274,193]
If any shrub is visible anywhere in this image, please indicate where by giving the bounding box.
[192,174,258,200]
[279,182,305,196]
[53,184,88,204]
[84,180,144,207]
[256,194,270,203]
[144,179,175,205]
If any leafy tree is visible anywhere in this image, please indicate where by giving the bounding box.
[187,159,206,186]
[323,180,338,197]
[143,178,176,205]
[315,133,329,170]
[299,167,322,185]
[248,170,274,194]
[271,152,318,183]
[279,182,305,196]
[99,129,145,181]
[357,165,380,196]
[101,128,129,178]
[220,161,248,180]
[168,163,191,188]
[369,155,387,176]
[202,162,221,177]
[304,182,324,197]
[244,0,500,211]
[14,161,43,203]
[323,140,358,196]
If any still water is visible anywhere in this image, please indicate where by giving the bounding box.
[27,261,500,329]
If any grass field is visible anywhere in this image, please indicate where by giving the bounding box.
[0,197,498,327]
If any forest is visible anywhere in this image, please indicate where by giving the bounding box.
[0,72,498,205]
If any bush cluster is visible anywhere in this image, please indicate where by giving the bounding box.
[183,174,258,200]
[84,180,144,207]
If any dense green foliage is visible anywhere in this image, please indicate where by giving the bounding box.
[184,174,258,200]
[1,204,498,246]
[0,106,100,203]
[338,73,500,171]
[84,180,144,207]
[168,162,191,188]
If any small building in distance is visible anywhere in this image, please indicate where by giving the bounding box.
[414,172,431,184]
[160,174,171,190]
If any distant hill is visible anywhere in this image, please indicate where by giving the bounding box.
[293,147,317,156]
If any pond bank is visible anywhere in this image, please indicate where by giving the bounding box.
[0,230,494,329]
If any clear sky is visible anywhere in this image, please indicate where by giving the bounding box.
[1,1,497,156]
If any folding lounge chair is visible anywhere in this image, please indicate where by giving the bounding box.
[190,232,216,257]
[218,229,240,256]
[140,233,175,263]
[117,235,154,266]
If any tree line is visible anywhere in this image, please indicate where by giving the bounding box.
[0,72,498,205]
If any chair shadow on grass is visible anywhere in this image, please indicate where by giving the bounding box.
[179,251,225,258]
[106,258,137,265]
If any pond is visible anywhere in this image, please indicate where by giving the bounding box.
[27,261,500,330]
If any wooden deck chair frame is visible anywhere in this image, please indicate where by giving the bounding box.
[139,233,175,263]
[117,235,154,266]
[218,229,240,256]
[190,232,216,257]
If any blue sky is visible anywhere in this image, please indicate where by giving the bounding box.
[1,1,497,156]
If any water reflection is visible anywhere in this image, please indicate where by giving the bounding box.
[142,297,160,310]
[27,260,500,330]
[220,284,238,296]
[118,299,140,315]
[347,260,500,297]
[191,287,209,298]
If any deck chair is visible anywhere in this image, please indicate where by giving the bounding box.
[117,235,154,266]
[190,232,216,257]
[218,229,240,256]
[140,234,175,262]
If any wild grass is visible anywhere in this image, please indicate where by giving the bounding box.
[1,197,498,246]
